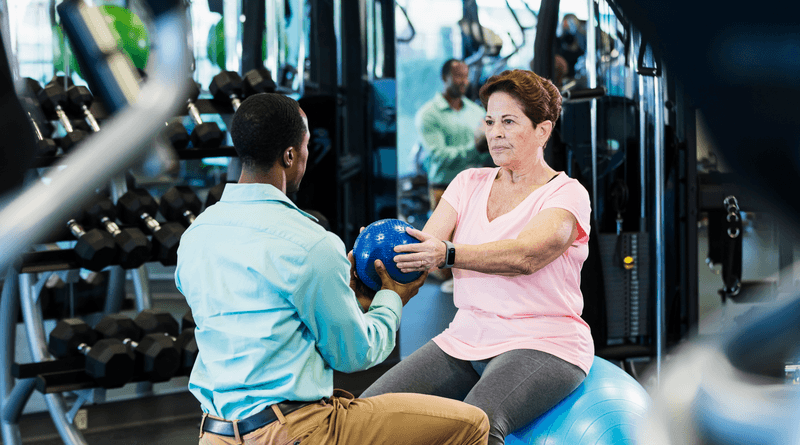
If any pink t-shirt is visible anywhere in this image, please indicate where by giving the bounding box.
[433,167,594,374]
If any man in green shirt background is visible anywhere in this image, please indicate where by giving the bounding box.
[415,59,490,292]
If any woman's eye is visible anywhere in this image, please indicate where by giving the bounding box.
[503,119,514,124]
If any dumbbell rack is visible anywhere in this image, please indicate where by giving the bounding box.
[1,107,237,445]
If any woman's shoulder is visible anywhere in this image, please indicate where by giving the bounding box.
[451,167,497,188]
[548,173,591,202]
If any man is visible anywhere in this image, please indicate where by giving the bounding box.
[417,59,489,211]
[175,93,489,445]
[416,59,489,292]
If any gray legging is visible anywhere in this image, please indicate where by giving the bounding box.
[361,341,586,445]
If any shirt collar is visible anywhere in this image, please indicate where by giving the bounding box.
[433,92,453,111]
[220,183,318,221]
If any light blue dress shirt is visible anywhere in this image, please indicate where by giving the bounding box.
[175,183,402,420]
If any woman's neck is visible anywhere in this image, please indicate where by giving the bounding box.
[497,157,556,186]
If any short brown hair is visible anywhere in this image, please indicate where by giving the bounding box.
[478,69,561,127]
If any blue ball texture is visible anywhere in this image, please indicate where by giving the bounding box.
[506,356,651,445]
[353,219,424,291]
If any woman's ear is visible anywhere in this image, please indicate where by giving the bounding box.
[538,120,553,138]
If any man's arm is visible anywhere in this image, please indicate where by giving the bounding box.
[290,236,403,373]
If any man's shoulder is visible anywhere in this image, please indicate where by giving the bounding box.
[418,94,446,113]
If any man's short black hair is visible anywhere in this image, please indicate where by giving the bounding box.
[441,58,464,80]
[230,93,307,170]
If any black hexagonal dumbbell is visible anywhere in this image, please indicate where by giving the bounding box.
[186,81,224,148]
[182,309,196,332]
[117,188,185,266]
[36,81,88,151]
[159,185,202,228]
[163,117,190,150]
[84,194,152,269]
[210,70,244,112]
[243,67,277,97]
[66,209,118,272]
[27,110,58,156]
[48,318,135,388]
[66,85,101,133]
[94,311,181,383]
[135,309,196,377]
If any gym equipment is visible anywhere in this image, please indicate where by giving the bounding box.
[35,81,87,150]
[116,188,185,266]
[66,212,117,272]
[182,308,195,331]
[27,112,57,156]
[66,85,101,133]
[52,5,149,79]
[506,357,650,445]
[84,194,152,269]
[164,118,190,150]
[134,309,195,377]
[48,318,135,388]
[205,182,226,208]
[353,219,423,291]
[159,185,202,227]
[243,67,277,96]
[94,311,181,382]
[186,81,224,148]
[209,70,244,111]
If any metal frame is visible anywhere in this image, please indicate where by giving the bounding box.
[0,3,190,443]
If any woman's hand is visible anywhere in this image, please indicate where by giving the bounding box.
[393,228,448,273]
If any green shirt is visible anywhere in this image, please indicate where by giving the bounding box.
[416,93,491,185]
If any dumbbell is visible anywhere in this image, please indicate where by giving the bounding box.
[136,309,196,377]
[159,185,202,227]
[66,210,118,271]
[182,309,196,332]
[205,182,226,208]
[36,82,88,151]
[66,85,101,133]
[186,81,224,148]
[48,74,75,90]
[243,67,277,97]
[163,118,190,150]
[95,310,182,382]
[117,188,185,266]
[84,195,152,269]
[48,318,135,388]
[134,309,196,377]
[27,111,58,156]
[209,70,244,111]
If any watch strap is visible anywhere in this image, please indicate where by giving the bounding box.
[442,240,456,269]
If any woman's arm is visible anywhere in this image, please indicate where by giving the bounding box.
[395,207,579,277]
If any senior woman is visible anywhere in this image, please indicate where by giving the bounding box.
[361,69,593,445]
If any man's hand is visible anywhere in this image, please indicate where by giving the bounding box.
[374,259,429,306]
[348,251,376,312]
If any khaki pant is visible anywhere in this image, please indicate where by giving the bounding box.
[199,389,489,445]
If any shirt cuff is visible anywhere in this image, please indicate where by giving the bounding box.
[369,290,403,320]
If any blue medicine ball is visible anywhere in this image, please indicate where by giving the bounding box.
[353,219,424,291]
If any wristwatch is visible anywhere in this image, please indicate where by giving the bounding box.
[441,240,456,269]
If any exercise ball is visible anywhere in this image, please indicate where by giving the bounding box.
[353,219,423,291]
[507,357,651,445]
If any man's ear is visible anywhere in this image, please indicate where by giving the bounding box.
[282,147,294,168]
